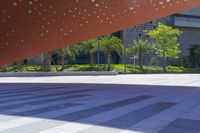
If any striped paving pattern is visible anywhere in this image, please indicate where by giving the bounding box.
[0,83,200,133]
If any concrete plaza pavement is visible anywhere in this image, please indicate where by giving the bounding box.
[0,74,199,133]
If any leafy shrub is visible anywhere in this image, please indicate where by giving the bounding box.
[24,66,44,72]
[114,65,142,74]
[185,68,200,73]
[150,58,159,66]
[167,66,185,73]
[143,66,163,73]
[0,66,7,72]
[1,64,199,74]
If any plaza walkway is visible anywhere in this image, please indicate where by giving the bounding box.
[0,74,199,133]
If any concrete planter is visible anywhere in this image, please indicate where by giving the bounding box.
[0,71,118,77]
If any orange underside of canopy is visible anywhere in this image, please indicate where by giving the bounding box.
[0,0,200,65]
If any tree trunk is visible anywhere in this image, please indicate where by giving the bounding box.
[60,56,65,71]
[90,55,94,65]
[138,54,143,71]
[162,55,166,72]
[43,52,51,72]
[107,53,111,71]
[103,53,107,71]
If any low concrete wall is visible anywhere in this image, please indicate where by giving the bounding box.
[0,71,118,77]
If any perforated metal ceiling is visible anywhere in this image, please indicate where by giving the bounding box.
[0,0,200,65]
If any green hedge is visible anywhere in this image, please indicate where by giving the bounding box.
[166,66,185,73]
[24,66,44,72]
[1,64,200,74]
[185,68,200,73]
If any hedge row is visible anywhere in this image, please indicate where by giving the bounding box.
[0,64,199,73]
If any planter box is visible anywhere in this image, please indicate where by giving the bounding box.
[0,71,118,77]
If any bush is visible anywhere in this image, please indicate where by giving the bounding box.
[112,64,141,74]
[185,68,200,73]
[150,58,159,66]
[143,66,163,74]
[1,64,199,74]
[24,66,44,72]
[113,65,164,74]
[0,66,7,72]
[167,66,185,73]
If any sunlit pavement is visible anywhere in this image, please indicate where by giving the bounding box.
[0,74,200,133]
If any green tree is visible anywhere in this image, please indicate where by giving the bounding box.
[146,23,182,71]
[127,40,152,70]
[189,45,200,67]
[0,65,7,72]
[100,35,124,71]
[55,45,78,71]
[11,60,26,72]
[80,39,98,65]
[194,47,200,57]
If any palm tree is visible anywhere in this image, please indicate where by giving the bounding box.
[55,45,78,71]
[100,35,124,71]
[43,52,52,72]
[80,39,98,65]
[127,40,152,70]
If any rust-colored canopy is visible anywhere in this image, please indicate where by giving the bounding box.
[0,0,200,65]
